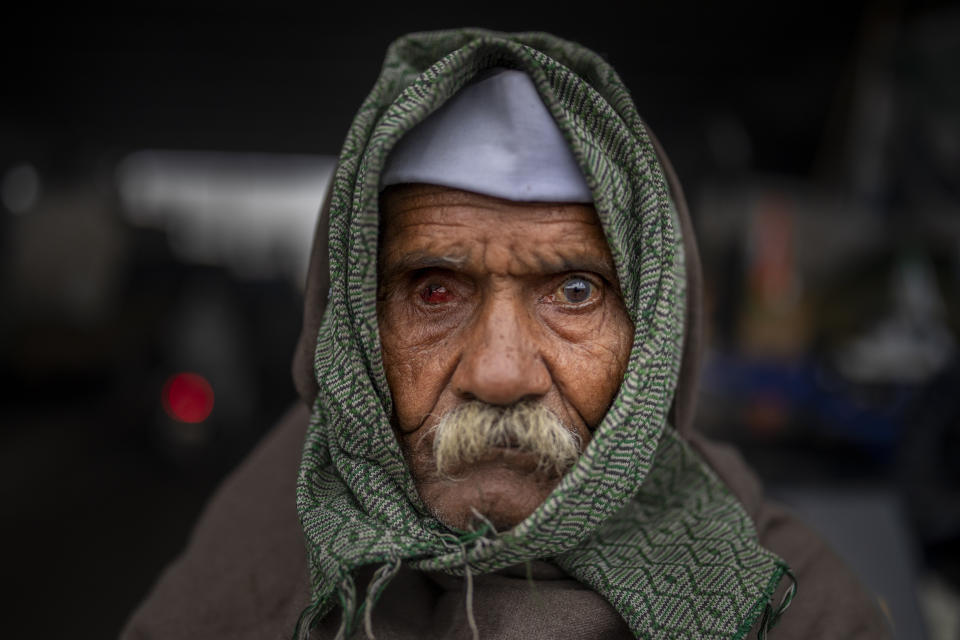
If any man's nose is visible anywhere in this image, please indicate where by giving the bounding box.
[451,293,551,405]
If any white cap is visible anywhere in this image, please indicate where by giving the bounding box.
[380,68,592,203]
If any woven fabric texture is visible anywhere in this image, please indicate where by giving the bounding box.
[297,29,788,639]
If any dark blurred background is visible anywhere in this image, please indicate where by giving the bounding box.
[2,2,958,637]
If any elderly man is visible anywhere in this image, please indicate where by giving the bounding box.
[123,30,889,639]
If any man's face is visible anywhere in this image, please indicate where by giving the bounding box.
[378,184,632,531]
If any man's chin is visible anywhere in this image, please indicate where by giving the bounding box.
[419,458,563,532]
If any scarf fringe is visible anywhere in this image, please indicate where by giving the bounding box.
[435,520,498,640]
[293,597,323,640]
[293,522,496,640]
[361,558,403,639]
[757,568,797,639]
[333,573,358,640]
[460,541,479,640]
[292,573,356,640]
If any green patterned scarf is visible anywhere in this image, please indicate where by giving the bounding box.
[297,29,791,639]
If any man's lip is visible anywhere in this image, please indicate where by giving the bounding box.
[436,446,555,478]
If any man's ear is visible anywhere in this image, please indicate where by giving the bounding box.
[292,169,335,407]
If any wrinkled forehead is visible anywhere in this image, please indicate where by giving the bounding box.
[377,183,619,291]
[379,182,603,239]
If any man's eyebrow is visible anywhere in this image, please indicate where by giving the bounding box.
[382,252,468,274]
[538,256,619,284]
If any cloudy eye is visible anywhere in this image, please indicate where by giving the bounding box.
[559,277,592,304]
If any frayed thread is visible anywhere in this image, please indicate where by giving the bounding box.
[757,569,797,639]
[293,559,403,640]
[436,518,498,640]
[293,597,324,640]
[523,559,546,611]
[457,537,480,640]
[361,558,402,639]
[333,573,358,640]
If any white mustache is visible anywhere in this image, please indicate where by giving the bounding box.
[429,401,582,478]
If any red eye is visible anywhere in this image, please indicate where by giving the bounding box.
[420,284,453,304]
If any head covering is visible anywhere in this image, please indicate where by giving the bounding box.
[380,67,593,202]
[295,29,790,639]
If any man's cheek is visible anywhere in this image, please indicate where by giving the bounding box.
[539,297,628,344]
[382,344,449,433]
[556,341,630,427]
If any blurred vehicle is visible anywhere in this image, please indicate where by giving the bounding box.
[1,152,335,467]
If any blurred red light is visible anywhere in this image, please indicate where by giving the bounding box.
[162,372,215,423]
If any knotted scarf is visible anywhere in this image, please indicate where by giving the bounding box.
[297,28,791,639]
